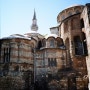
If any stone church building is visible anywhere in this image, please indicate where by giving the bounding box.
[0,3,90,90]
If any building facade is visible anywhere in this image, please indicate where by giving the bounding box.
[0,3,90,90]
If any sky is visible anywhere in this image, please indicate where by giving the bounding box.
[0,0,90,38]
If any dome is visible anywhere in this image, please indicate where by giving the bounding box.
[24,30,38,37]
[29,30,37,33]
[1,34,31,40]
[45,34,59,39]
[66,4,83,9]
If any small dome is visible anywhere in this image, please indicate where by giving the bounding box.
[10,34,25,37]
[30,30,37,33]
[1,34,31,40]
[45,34,59,39]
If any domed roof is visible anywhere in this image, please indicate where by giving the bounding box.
[66,4,83,9]
[1,34,31,40]
[45,34,59,39]
[30,30,37,33]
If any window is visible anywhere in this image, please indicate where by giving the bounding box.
[62,15,65,20]
[50,39,54,47]
[48,58,51,66]
[3,48,11,63]
[83,42,88,55]
[68,12,72,16]
[80,19,84,28]
[37,41,42,49]
[48,58,57,67]
[74,36,84,55]
[54,58,57,66]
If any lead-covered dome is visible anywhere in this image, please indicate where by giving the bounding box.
[45,34,59,39]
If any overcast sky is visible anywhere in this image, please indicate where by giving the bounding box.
[0,0,89,38]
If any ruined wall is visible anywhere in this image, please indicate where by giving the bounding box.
[81,4,90,89]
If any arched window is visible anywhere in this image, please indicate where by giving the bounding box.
[3,47,11,63]
[62,15,65,20]
[68,12,72,16]
[74,36,83,55]
[37,41,42,49]
[48,58,57,67]
[50,39,54,47]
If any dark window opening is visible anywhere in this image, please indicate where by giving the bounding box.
[37,41,42,49]
[83,42,88,55]
[3,48,11,63]
[48,58,51,66]
[48,58,57,67]
[51,58,54,66]
[54,58,57,66]
[74,36,83,55]
[80,19,84,28]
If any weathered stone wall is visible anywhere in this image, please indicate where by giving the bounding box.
[81,4,90,89]
[58,5,89,89]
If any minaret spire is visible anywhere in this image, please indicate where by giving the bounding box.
[31,9,38,32]
[33,9,36,20]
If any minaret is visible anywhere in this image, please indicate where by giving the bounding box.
[31,9,38,32]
